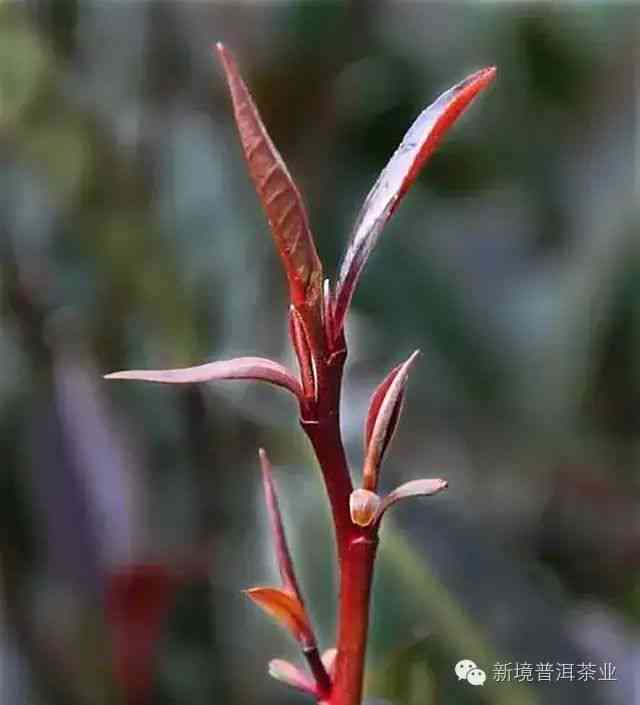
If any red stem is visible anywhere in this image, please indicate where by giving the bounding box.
[301,413,352,560]
[300,344,379,705]
[331,532,378,705]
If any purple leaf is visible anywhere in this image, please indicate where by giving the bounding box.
[333,66,496,338]
[374,478,449,525]
[105,356,303,399]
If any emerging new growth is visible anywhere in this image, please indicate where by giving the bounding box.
[106,44,495,705]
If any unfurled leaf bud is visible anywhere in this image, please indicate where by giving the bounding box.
[362,350,420,491]
[350,489,381,527]
[268,659,318,696]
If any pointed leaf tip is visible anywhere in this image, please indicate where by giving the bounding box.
[258,449,301,598]
[105,356,303,399]
[216,44,323,309]
[333,66,496,338]
[362,350,420,491]
[364,362,403,451]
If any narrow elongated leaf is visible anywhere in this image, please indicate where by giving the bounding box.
[259,449,302,597]
[268,659,318,696]
[333,66,497,337]
[255,454,330,691]
[364,362,404,450]
[245,586,313,646]
[216,43,323,309]
[374,478,448,524]
[105,356,303,399]
[362,350,420,491]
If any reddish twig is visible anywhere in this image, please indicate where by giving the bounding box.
[106,44,495,705]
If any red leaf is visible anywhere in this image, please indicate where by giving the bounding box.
[105,356,303,399]
[245,586,313,647]
[362,350,420,491]
[364,362,404,451]
[333,67,496,338]
[216,43,323,310]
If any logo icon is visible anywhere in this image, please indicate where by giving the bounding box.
[455,659,486,686]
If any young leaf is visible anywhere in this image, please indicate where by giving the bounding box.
[216,43,323,310]
[256,452,331,694]
[374,478,448,525]
[245,586,313,647]
[105,356,303,399]
[364,361,404,450]
[259,449,302,598]
[362,350,420,491]
[268,659,318,696]
[333,66,497,337]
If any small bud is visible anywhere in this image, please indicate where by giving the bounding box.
[349,489,381,527]
[268,659,317,696]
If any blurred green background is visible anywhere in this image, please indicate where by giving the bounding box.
[1,2,638,705]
